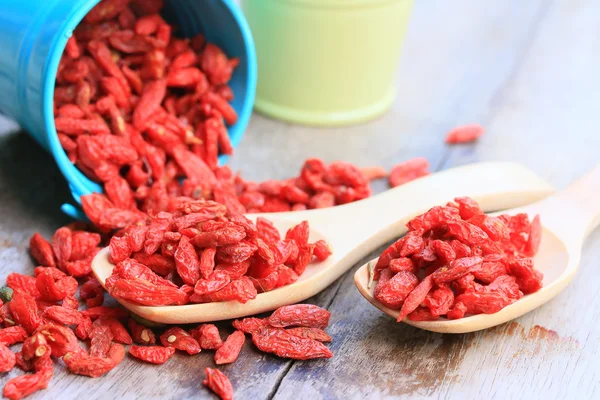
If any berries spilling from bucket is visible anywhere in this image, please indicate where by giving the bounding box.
[53,0,433,216]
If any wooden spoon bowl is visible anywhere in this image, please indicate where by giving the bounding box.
[355,166,600,333]
[92,162,554,324]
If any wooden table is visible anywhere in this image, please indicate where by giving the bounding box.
[1,0,599,398]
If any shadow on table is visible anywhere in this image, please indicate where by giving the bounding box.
[0,130,72,228]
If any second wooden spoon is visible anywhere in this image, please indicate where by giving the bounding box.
[355,166,600,333]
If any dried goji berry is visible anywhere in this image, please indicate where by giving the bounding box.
[9,292,41,334]
[232,318,268,335]
[29,234,55,268]
[2,364,53,400]
[373,237,406,275]
[203,368,233,400]
[423,285,455,316]
[268,304,330,329]
[508,257,543,294]
[445,124,484,144]
[127,318,155,344]
[193,271,230,296]
[51,227,72,269]
[174,235,201,285]
[160,327,201,355]
[14,351,32,372]
[84,0,130,24]
[0,326,28,347]
[75,317,93,341]
[455,291,515,314]
[472,257,507,284]
[89,320,113,358]
[32,325,77,360]
[42,306,82,325]
[109,279,188,306]
[132,252,175,276]
[431,256,483,284]
[216,241,257,264]
[0,344,16,373]
[63,351,117,378]
[312,240,332,262]
[214,330,244,364]
[524,215,542,257]
[388,158,430,188]
[6,274,40,299]
[198,277,257,304]
[397,276,434,322]
[388,257,415,273]
[193,226,246,248]
[102,318,132,345]
[111,258,177,289]
[190,324,223,350]
[129,345,175,364]
[252,326,333,360]
[446,302,467,320]
[374,271,419,310]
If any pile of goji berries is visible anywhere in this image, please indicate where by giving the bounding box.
[373,197,543,321]
[104,198,332,305]
[0,195,331,399]
[0,255,333,400]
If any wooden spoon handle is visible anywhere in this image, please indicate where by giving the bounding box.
[532,165,600,246]
[302,162,554,252]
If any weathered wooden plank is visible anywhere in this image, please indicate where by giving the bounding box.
[273,0,600,398]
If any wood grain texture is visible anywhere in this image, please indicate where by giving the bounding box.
[0,0,599,398]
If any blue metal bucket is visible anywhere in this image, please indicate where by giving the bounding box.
[0,0,256,219]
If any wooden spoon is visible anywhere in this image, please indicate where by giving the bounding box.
[92,162,554,324]
[355,166,600,334]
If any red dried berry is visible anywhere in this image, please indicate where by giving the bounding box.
[9,292,41,334]
[160,327,201,355]
[445,124,484,144]
[2,365,53,400]
[268,304,331,329]
[203,368,234,400]
[42,306,83,325]
[0,327,28,347]
[129,345,175,364]
[232,318,268,335]
[190,324,223,350]
[128,319,156,344]
[252,326,333,360]
[0,344,16,373]
[63,351,118,378]
[174,235,201,285]
[29,233,55,268]
[388,158,430,188]
[374,270,419,310]
[214,330,244,364]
